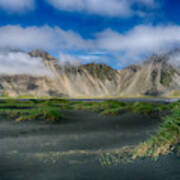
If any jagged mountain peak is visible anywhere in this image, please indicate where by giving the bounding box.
[29,49,56,61]
[144,53,169,66]
[0,49,179,97]
[29,49,49,56]
[81,63,115,71]
[143,48,180,67]
[79,63,118,81]
[124,64,141,73]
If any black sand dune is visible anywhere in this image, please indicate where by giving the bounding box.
[0,110,179,180]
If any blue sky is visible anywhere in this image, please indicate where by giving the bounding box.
[0,0,180,69]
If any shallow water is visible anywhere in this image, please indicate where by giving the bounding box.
[0,111,179,180]
[0,97,179,103]
[68,97,180,103]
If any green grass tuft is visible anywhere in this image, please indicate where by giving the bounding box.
[130,102,157,115]
[0,99,67,123]
[69,100,168,116]
[133,101,180,159]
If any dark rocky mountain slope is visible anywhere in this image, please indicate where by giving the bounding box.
[0,49,179,97]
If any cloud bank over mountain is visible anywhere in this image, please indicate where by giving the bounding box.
[96,25,180,58]
[58,53,82,66]
[0,0,178,67]
[0,51,52,76]
[0,24,180,65]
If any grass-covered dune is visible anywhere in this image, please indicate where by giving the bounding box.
[69,100,169,116]
[0,99,66,123]
[0,98,179,160]
[98,100,180,164]
[0,99,168,123]
[133,101,180,159]
[65,99,180,160]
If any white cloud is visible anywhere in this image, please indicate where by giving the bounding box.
[169,52,180,67]
[58,52,110,66]
[0,25,93,51]
[47,0,157,17]
[58,53,82,66]
[1,24,180,66]
[0,0,35,13]
[0,51,52,76]
[96,25,180,58]
[79,55,101,61]
[0,0,157,16]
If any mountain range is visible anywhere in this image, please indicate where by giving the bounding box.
[0,49,180,98]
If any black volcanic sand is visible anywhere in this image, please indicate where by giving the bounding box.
[0,111,180,180]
